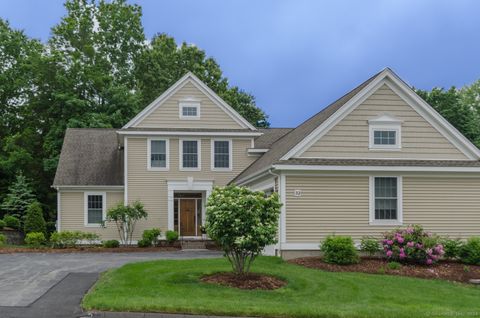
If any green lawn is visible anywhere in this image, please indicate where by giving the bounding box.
[83,257,480,318]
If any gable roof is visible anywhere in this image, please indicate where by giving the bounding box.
[233,68,480,184]
[232,71,381,184]
[53,129,124,186]
[254,128,293,149]
[122,72,256,130]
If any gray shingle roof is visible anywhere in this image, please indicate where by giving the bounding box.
[277,158,480,167]
[53,128,124,186]
[254,128,293,149]
[232,71,382,183]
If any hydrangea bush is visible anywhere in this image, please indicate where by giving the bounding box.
[382,224,444,265]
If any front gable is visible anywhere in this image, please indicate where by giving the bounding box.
[123,73,255,130]
[284,69,480,161]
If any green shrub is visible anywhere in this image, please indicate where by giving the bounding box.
[459,237,480,265]
[50,230,95,248]
[142,228,161,246]
[320,235,359,265]
[0,220,5,230]
[441,238,464,260]
[45,221,57,239]
[165,230,179,243]
[360,236,380,256]
[3,215,20,229]
[103,240,120,248]
[387,261,402,270]
[137,239,151,248]
[25,232,46,247]
[0,234,6,245]
[23,202,46,235]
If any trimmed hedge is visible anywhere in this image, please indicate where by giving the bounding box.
[320,235,359,265]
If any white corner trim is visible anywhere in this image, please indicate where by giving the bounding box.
[84,192,106,227]
[368,176,403,226]
[124,137,128,206]
[179,139,201,171]
[210,139,233,171]
[57,191,61,232]
[280,173,286,244]
[147,137,170,171]
[179,100,201,120]
[281,68,480,160]
[122,72,256,130]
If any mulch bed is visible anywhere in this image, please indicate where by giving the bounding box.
[201,272,286,290]
[289,257,480,284]
[0,246,180,254]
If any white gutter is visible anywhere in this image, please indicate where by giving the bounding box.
[116,130,263,137]
[272,164,480,172]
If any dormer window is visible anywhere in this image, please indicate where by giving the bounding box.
[179,101,200,119]
[368,114,402,150]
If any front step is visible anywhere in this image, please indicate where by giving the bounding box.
[181,240,207,250]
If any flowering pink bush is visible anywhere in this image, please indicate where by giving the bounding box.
[382,224,444,265]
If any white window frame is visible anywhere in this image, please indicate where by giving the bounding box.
[211,139,232,171]
[179,101,200,120]
[369,176,403,226]
[179,139,201,171]
[84,192,106,227]
[368,114,402,150]
[147,138,169,171]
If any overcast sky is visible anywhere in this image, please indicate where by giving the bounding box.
[1,0,480,127]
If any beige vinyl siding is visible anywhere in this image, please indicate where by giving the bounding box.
[59,191,123,240]
[285,175,480,243]
[127,137,256,236]
[300,84,468,159]
[136,82,244,129]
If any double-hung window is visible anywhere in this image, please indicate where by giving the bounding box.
[370,176,402,225]
[148,139,169,170]
[212,140,232,170]
[84,192,105,227]
[180,140,200,170]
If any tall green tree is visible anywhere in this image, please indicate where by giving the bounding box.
[135,34,269,127]
[1,172,36,220]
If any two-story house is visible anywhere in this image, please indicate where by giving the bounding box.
[54,68,480,258]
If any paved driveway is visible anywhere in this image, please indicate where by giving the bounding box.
[0,250,221,307]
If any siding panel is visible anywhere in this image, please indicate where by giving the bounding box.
[300,84,468,159]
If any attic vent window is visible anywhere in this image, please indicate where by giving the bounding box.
[368,114,402,150]
[179,101,200,119]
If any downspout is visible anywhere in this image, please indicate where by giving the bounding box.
[268,168,282,256]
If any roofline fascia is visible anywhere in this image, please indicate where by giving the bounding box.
[53,185,125,190]
[116,130,263,137]
[233,166,274,185]
[272,164,480,172]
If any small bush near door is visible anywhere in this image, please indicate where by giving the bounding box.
[320,235,359,265]
[166,230,179,243]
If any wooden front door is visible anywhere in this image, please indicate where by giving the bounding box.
[180,199,196,236]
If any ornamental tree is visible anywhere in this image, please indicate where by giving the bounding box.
[205,185,281,274]
[106,200,148,246]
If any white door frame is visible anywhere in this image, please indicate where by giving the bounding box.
[167,179,213,234]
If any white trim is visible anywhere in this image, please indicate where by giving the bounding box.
[281,68,480,160]
[122,72,256,130]
[247,148,269,153]
[280,173,286,244]
[124,137,128,206]
[179,139,201,171]
[147,138,170,171]
[273,164,480,172]
[369,123,402,150]
[281,243,320,250]
[116,130,262,137]
[57,191,61,232]
[84,192,106,227]
[179,101,201,120]
[211,139,233,171]
[54,185,124,191]
[369,176,403,226]
[167,180,213,232]
[233,166,272,186]
[248,177,275,191]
